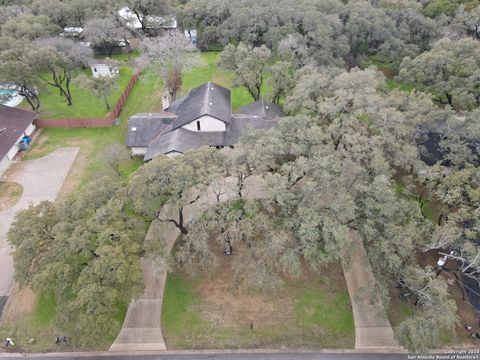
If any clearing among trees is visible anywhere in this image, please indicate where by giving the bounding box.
[162,238,354,349]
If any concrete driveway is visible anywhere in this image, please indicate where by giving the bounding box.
[0,148,78,318]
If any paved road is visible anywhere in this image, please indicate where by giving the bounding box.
[0,352,410,360]
[0,148,79,319]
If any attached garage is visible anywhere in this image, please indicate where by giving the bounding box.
[0,105,37,177]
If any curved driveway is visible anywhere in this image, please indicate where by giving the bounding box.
[0,148,79,318]
[111,178,401,351]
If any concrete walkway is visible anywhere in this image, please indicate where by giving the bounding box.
[111,178,400,351]
[110,179,260,351]
[0,148,79,318]
[343,230,401,350]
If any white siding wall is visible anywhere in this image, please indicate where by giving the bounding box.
[166,151,183,157]
[131,147,147,156]
[181,115,226,132]
[91,64,112,78]
[0,156,10,178]
[6,123,36,160]
[25,123,35,136]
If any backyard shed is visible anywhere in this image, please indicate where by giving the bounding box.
[90,61,119,79]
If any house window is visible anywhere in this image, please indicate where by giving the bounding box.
[196,120,201,131]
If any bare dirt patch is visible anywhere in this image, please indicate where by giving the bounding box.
[196,248,295,328]
[0,181,23,211]
[0,286,37,325]
[163,237,354,349]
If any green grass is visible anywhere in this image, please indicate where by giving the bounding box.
[182,52,272,111]
[162,271,354,349]
[388,300,414,327]
[295,288,354,335]
[31,290,56,327]
[25,65,161,190]
[386,79,414,93]
[162,275,202,335]
[24,66,134,119]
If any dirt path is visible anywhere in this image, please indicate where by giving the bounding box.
[110,177,400,351]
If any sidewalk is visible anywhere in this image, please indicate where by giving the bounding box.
[343,230,401,350]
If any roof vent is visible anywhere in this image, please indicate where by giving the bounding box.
[265,106,269,109]
[0,127,7,134]
[149,113,152,116]
[209,102,213,106]
[131,127,137,132]
[211,87,214,90]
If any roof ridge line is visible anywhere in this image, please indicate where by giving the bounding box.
[203,81,211,115]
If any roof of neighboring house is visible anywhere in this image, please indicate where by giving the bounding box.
[166,82,232,131]
[0,105,37,160]
[239,99,283,120]
[144,115,277,161]
[126,113,176,147]
[127,82,282,161]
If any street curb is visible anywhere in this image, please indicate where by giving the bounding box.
[2,345,480,358]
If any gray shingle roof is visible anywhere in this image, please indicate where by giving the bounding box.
[126,113,176,147]
[144,115,277,160]
[239,99,283,120]
[127,82,283,161]
[0,105,37,160]
[166,82,232,131]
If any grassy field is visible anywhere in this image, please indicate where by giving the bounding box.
[0,181,22,211]
[23,64,161,193]
[20,66,134,119]
[162,259,354,349]
[181,52,272,111]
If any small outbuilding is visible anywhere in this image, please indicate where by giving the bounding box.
[0,105,37,177]
[90,61,119,79]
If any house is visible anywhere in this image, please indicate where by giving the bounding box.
[60,27,83,38]
[118,7,177,31]
[0,105,37,177]
[184,29,197,45]
[127,82,281,160]
[90,61,119,79]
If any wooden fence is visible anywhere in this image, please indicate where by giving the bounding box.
[35,70,141,129]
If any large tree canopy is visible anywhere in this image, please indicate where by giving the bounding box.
[8,178,147,347]
[398,38,480,109]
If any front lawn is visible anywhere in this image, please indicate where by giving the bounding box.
[162,258,354,349]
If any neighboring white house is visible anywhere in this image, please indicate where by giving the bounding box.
[90,62,119,79]
[0,105,37,177]
[118,7,177,31]
[60,27,83,38]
